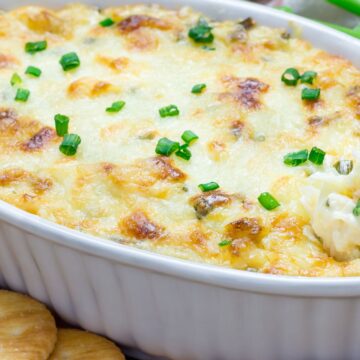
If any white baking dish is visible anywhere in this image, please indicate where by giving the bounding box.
[0,1,359,359]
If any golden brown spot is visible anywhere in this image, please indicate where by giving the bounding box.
[225,217,263,240]
[0,53,18,69]
[21,127,56,152]
[0,168,52,194]
[189,230,208,251]
[152,156,186,182]
[207,140,227,161]
[272,214,304,237]
[347,85,360,119]
[67,77,119,98]
[121,211,162,240]
[96,55,129,72]
[230,120,244,138]
[190,191,231,218]
[220,76,269,110]
[303,99,323,112]
[0,108,17,131]
[118,15,171,33]
[125,29,159,51]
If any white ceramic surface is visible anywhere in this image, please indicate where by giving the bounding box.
[0,1,359,359]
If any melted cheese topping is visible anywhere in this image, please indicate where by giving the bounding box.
[0,4,359,276]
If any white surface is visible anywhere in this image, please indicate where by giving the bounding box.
[0,1,359,359]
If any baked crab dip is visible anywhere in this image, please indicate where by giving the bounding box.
[0,4,359,277]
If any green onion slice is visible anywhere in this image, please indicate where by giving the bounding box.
[334,160,353,175]
[155,138,180,156]
[59,134,81,156]
[99,18,115,27]
[106,101,125,113]
[198,182,220,192]
[59,52,80,71]
[54,114,70,136]
[192,83,206,94]
[218,240,232,247]
[281,68,300,86]
[25,66,42,77]
[175,144,192,161]
[301,71,317,84]
[15,88,30,102]
[284,149,309,167]
[181,130,199,144]
[309,147,326,165]
[258,192,280,211]
[188,19,214,43]
[25,40,47,54]
[302,88,321,101]
[159,104,180,118]
[10,73,22,87]
[353,200,360,217]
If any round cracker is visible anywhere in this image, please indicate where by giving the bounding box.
[49,329,125,360]
[0,290,57,360]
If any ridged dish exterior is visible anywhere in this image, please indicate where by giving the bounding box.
[0,0,359,359]
[0,220,360,360]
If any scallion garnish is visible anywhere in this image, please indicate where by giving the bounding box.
[159,104,180,118]
[59,52,80,71]
[181,130,199,144]
[309,147,325,165]
[59,134,81,156]
[218,240,232,247]
[10,73,22,87]
[281,68,300,86]
[258,192,280,211]
[192,83,206,94]
[25,66,42,78]
[15,88,30,102]
[283,149,309,167]
[302,88,321,101]
[54,114,70,136]
[25,40,47,54]
[198,182,219,192]
[334,160,353,175]
[155,138,180,156]
[353,200,360,217]
[188,19,214,43]
[106,101,125,113]
[175,144,192,161]
[99,18,115,27]
[301,71,317,84]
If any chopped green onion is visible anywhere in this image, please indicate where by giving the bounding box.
[258,192,280,211]
[281,68,300,86]
[25,40,47,54]
[309,147,326,165]
[302,88,321,101]
[155,138,180,156]
[334,160,353,175]
[198,182,219,192]
[353,200,360,217]
[218,240,232,247]
[301,71,317,84]
[201,45,216,51]
[284,149,309,167]
[159,104,180,118]
[181,130,199,144]
[15,88,30,102]
[59,52,80,71]
[59,134,81,156]
[188,19,214,43]
[99,18,115,27]
[10,73,22,87]
[106,101,125,113]
[175,144,192,161]
[25,66,42,78]
[192,83,206,94]
[54,114,70,136]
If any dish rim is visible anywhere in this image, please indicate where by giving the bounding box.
[1,0,360,297]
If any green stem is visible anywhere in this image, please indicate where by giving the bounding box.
[327,0,360,16]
